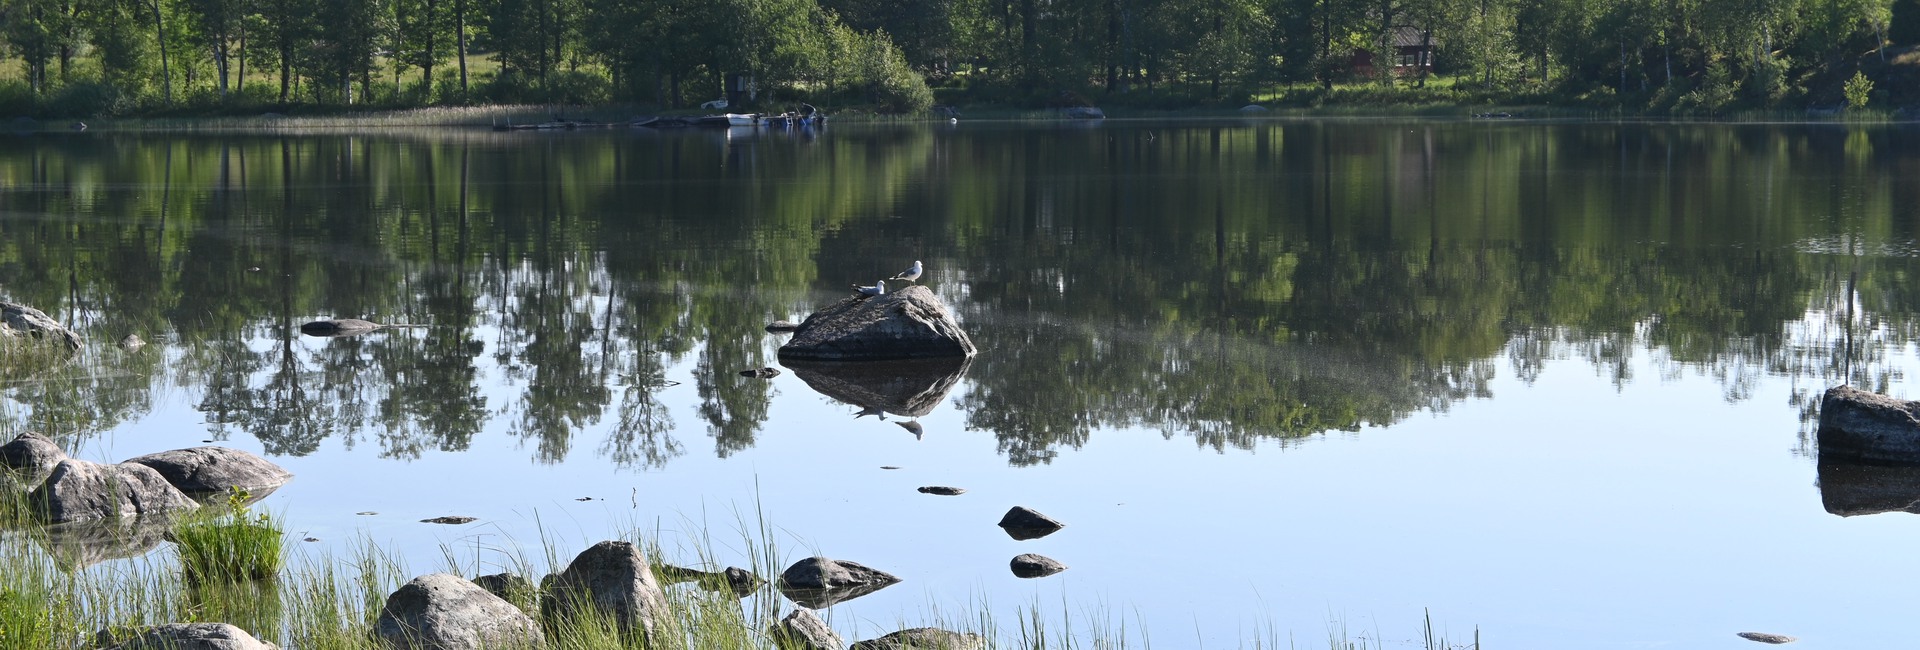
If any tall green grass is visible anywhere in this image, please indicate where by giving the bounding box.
[171,488,285,586]
[0,501,1478,649]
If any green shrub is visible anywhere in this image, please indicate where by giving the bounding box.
[1844,71,1873,109]
[172,488,284,586]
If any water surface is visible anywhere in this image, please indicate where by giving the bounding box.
[3,119,1919,648]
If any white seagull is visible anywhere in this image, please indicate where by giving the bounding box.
[889,260,923,284]
[852,280,886,297]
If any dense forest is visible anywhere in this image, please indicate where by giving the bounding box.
[1,0,1918,116]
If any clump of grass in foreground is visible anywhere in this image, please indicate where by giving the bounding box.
[171,488,284,585]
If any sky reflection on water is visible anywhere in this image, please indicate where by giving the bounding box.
[3,120,1920,648]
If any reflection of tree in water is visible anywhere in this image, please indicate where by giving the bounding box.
[4,125,1920,469]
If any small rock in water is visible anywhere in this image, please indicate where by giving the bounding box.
[304,537,320,542]
[739,367,781,378]
[917,486,965,496]
[1009,553,1067,578]
[575,496,593,501]
[1737,632,1797,644]
[421,515,477,525]
[766,321,800,333]
[357,511,378,516]
[119,334,146,350]
[880,466,901,470]
[998,506,1066,540]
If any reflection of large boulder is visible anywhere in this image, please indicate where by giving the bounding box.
[779,286,977,361]
[30,459,200,524]
[38,517,173,569]
[123,447,294,503]
[782,357,972,418]
[1818,458,1920,516]
[1818,385,1920,464]
[1,301,81,350]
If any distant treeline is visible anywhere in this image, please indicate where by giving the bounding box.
[1,0,1916,115]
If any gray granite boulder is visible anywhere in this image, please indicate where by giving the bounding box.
[1,301,81,350]
[29,458,199,524]
[778,286,976,361]
[1010,554,1067,578]
[102,622,279,650]
[123,446,293,503]
[375,573,543,650]
[850,627,987,650]
[998,506,1065,540]
[779,556,900,590]
[778,556,902,608]
[541,541,675,642]
[1819,385,1920,463]
[0,431,67,488]
[769,608,843,650]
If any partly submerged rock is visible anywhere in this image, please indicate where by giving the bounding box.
[766,320,800,333]
[375,573,544,650]
[0,301,81,350]
[778,286,976,361]
[784,356,972,418]
[299,318,383,337]
[29,458,199,524]
[997,506,1065,541]
[122,446,293,503]
[654,564,762,597]
[1009,553,1067,578]
[471,572,539,612]
[119,334,147,351]
[778,557,901,608]
[1818,385,1920,464]
[102,622,280,650]
[850,627,988,650]
[769,608,843,650]
[541,541,675,641]
[739,367,781,378]
[1736,631,1797,644]
[421,515,478,525]
[917,486,966,496]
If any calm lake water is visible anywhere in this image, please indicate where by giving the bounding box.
[4,118,1920,648]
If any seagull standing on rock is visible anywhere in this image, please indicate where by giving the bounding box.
[889,260,923,285]
[853,280,886,297]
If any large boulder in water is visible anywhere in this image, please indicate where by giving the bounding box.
[101,622,280,650]
[1,301,81,351]
[123,446,294,503]
[29,458,200,524]
[850,627,987,650]
[1818,385,1920,463]
[777,556,901,608]
[541,541,675,642]
[374,573,544,650]
[779,286,976,361]
[1,431,67,489]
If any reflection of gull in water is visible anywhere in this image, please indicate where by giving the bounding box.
[895,420,924,440]
[852,280,886,297]
[855,405,887,420]
[889,260,923,284]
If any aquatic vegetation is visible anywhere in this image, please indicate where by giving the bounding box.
[171,488,285,586]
